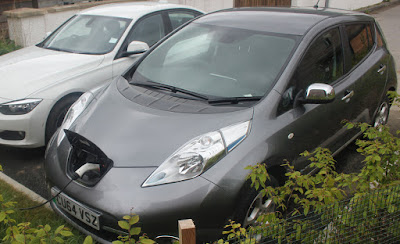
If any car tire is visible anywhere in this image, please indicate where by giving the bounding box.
[232,175,278,229]
[373,96,390,128]
[45,94,81,144]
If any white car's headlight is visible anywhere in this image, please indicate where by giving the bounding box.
[57,92,94,145]
[0,98,42,115]
[142,120,251,187]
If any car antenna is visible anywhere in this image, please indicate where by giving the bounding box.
[314,0,321,9]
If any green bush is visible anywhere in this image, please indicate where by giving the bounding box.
[0,38,20,55]
[221,93,400,243]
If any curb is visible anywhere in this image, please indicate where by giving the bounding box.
[0,171,51,210]
[358,0,400,13]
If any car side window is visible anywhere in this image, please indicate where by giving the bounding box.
[375,24,385,48]
[168,11,198,29]
[127,14,165,47]
[278,27,343,115]
[345,23,374,68]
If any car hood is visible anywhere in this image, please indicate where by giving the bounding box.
[69,78,254,168]
[0,46,104,100]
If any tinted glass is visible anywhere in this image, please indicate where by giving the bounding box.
[278,28,343,114]
[376,24,385,48]
[345,24,374,67]
[128,14,165,47]
[42,15,130,54]
[132,23,297,98]
[168,12,197,29]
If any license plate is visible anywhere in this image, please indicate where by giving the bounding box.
[51,188,101,230]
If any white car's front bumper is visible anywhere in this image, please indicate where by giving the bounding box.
[0,99,52,148]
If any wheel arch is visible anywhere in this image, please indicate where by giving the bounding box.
[45,92,83,142]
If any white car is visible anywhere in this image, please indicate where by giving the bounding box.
[0,1,202,148]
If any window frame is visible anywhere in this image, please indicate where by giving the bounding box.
[115,9,202,60]
[277,25,346,116]
[342,21,376,74]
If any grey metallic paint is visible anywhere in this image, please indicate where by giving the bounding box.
[45,7,398,242]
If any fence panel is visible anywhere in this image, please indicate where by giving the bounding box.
[234,0,291,7]
[223,185,400,244]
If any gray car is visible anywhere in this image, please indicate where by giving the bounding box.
[44,7,397,243]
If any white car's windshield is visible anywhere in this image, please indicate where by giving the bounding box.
[132,23,298,99]
[41,15,131,55]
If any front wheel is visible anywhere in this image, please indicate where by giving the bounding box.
[232,175,278,229]
[45,95,80,144]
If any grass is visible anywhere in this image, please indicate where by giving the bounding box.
[0,178,86,243]
[0,38,21,56]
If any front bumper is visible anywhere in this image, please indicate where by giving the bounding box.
[0,99,52,148]
[45,154,231,243]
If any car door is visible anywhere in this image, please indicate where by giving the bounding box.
[272,26,362,171]
[112,12,167,79]
[112,10,201,80]
[342,22,389,125]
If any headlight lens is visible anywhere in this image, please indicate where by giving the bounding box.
[142,120,251,187]
[57,92,94,145]
[0,98,42,115]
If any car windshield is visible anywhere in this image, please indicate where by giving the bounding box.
[41,15,131,55]
[131,23,298,99]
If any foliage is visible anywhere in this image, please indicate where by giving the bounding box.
[221,92,400,243]
[0,165,77,243]
[0,38,20,56]
[112,213,155,244]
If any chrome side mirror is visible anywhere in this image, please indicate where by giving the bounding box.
[124,41,149,56]
[303,83,335,104]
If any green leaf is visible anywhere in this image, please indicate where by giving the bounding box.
[140,238,155,244]
[15,234,25,243]
[118,221,130,230]
[112,241,124,244]
[54,236,65,243]
[0,212,6,222]
[130,227,141,236]
[44,224,51,232]
[59,230,73,237]
[129,215,139,225]
[83,236,93,244]
[54,225,64,235]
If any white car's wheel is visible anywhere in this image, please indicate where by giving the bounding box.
[45,94,81,144]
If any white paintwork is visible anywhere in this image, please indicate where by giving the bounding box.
[7,1,200,47]
[0,2,202,148]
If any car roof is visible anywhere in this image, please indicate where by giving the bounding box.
[79,1,202,20]
[194,7,371,36]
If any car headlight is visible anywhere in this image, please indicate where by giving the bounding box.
[57,92,94,145]
[0,98,42,115]
[142,120,251,187]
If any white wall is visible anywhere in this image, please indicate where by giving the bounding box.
[292,0,383,10]
[6,8,79,47]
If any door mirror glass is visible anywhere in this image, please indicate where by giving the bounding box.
[125,41,149,56]
[303,83,335,104]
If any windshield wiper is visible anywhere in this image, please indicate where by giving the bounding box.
[130,81,210,101]
[208,96,262,104]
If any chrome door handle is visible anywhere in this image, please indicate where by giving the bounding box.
[342,90,354,102]
[377,64,387,75]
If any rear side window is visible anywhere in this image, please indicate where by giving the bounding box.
[345,24,374,67]
[168,11,197,29]
[375,24,385,48]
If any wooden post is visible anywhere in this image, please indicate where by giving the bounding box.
[32,0,39,8]
[179,219,196,244]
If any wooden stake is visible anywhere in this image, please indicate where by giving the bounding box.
[179,219,196,244]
